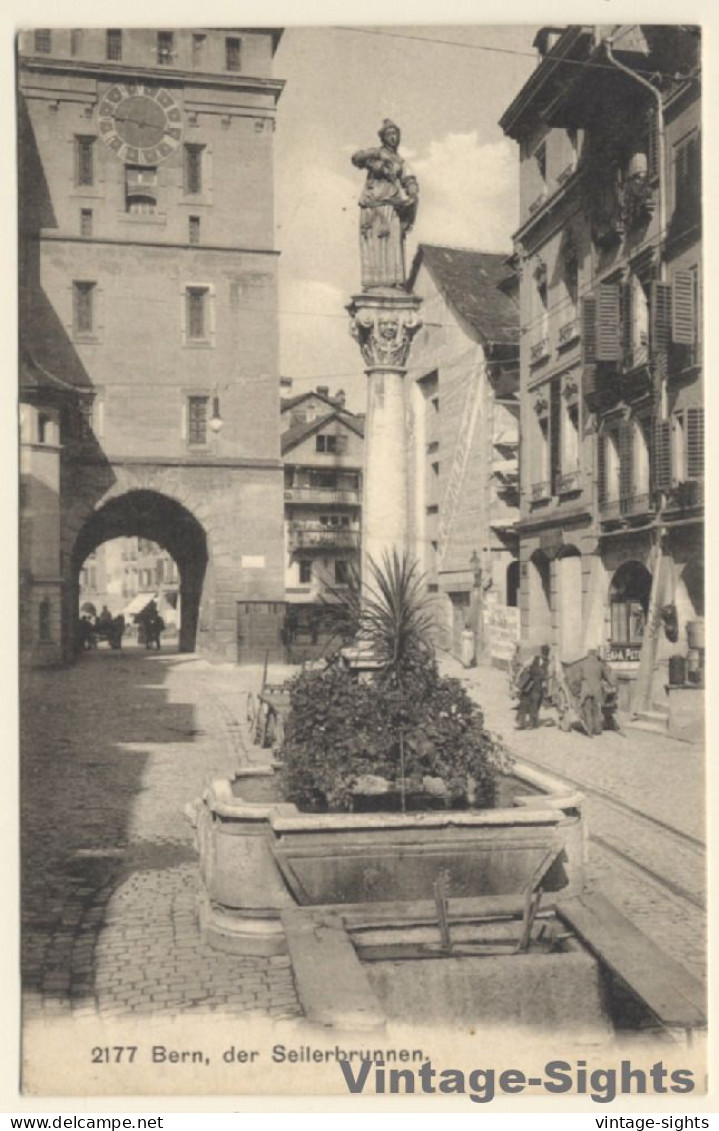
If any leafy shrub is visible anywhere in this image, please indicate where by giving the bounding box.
[279,659,506,812]
[280,551,506,812]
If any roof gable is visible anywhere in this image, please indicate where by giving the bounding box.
[281,411,365,455]
[409,244,519,348]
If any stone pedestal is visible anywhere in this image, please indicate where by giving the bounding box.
[347,290,422,579]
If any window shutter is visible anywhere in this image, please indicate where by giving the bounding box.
[686,407,704,480]
[621,283,633,363]
[672,269,696,344]
[583,363,598,400]
[619,421,633,499]
[652,419,672,491]
[550,378,561,492]
[581,296,597,363]
[597,433,607,504]
[650,281,672,352]
[596,284,621,361]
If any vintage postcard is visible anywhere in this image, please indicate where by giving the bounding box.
[14,11,709,1109]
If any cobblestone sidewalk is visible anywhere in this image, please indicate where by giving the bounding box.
[21,648,301,1021]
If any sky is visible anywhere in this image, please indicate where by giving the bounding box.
[273,24,541,411]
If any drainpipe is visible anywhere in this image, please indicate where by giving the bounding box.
[604,36,669,716]
[604,36,666,282]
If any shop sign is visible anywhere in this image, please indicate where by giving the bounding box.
[606,644,641,663]
[484,604,520,663]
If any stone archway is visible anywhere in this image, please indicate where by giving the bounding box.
[71,490,209,653]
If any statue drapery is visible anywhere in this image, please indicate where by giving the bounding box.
[351,119,419,290]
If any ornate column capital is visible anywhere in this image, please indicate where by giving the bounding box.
[347,292,423,370]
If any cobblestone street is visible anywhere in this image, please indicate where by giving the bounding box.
[21,647,706,1024]
[21,647,300,1022]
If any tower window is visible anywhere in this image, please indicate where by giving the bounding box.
[73,281,96,335]
[80,209,93,237]
[125,166,158,214]
[225,37,241,71]
[189,216,200,245]
[186,288,208,339]
[188,396,209,446]
[34,30,51,54]
[106,29,122,61]
[184,145,204,195]
[192,33,206,66]
[157,31,174,65]
[70,30,83,56]
[75,137,95,187]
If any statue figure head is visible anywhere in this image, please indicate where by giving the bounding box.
[378,119,400,149]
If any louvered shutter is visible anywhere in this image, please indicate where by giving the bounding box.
[619,421,633,499]
[597,432,607,504]
[583,364,598,400]
[621,283,633,364]
[686,407,704,479]
[581,296,597,363]
[653,419,672,490]
[596,284,622,361]
[550,377,561,493]
[651,281,672,352]
[672,269,696,345]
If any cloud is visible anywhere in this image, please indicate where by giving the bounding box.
[410,132,518,252]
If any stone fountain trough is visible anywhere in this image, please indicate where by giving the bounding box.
[193,761,585,958]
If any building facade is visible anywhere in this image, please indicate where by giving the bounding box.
[500,25,702,717]
[281,387,363,633]
[407,245,520,664]
[79,536,181,634]
[19,27,286,662]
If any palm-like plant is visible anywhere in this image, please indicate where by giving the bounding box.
[361,550,434,686]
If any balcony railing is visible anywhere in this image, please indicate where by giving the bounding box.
[284,487,361,505]
[529,192,547,215]
[557,468,581,495]
[557,161,577,186]
[289,525,360,551]
[599,493,654,520]
[530,337,551,364]
[558,318,579,346]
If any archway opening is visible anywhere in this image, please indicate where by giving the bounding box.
[78,536,182,648]
[72,491,208,653]
[528,550,552,646]
[609,560,652,646]
[557,546,583,660]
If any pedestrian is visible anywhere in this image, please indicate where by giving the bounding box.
[516,644,550,729]
[579,648,616,736]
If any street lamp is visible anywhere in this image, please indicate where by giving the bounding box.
[209,392,223,434]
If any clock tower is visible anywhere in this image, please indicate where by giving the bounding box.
[18,28,286,663]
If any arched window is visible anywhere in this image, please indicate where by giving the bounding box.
[610,561,652,645]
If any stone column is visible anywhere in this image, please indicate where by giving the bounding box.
[347,291,422,580]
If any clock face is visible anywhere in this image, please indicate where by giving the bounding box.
[97,83,183,164]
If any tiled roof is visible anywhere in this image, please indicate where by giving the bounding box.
[19,350,80,396]
[281,410,365,455]
[280,390,354,414]
[410,244,519,347]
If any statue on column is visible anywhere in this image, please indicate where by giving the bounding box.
[351,119,419,291]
